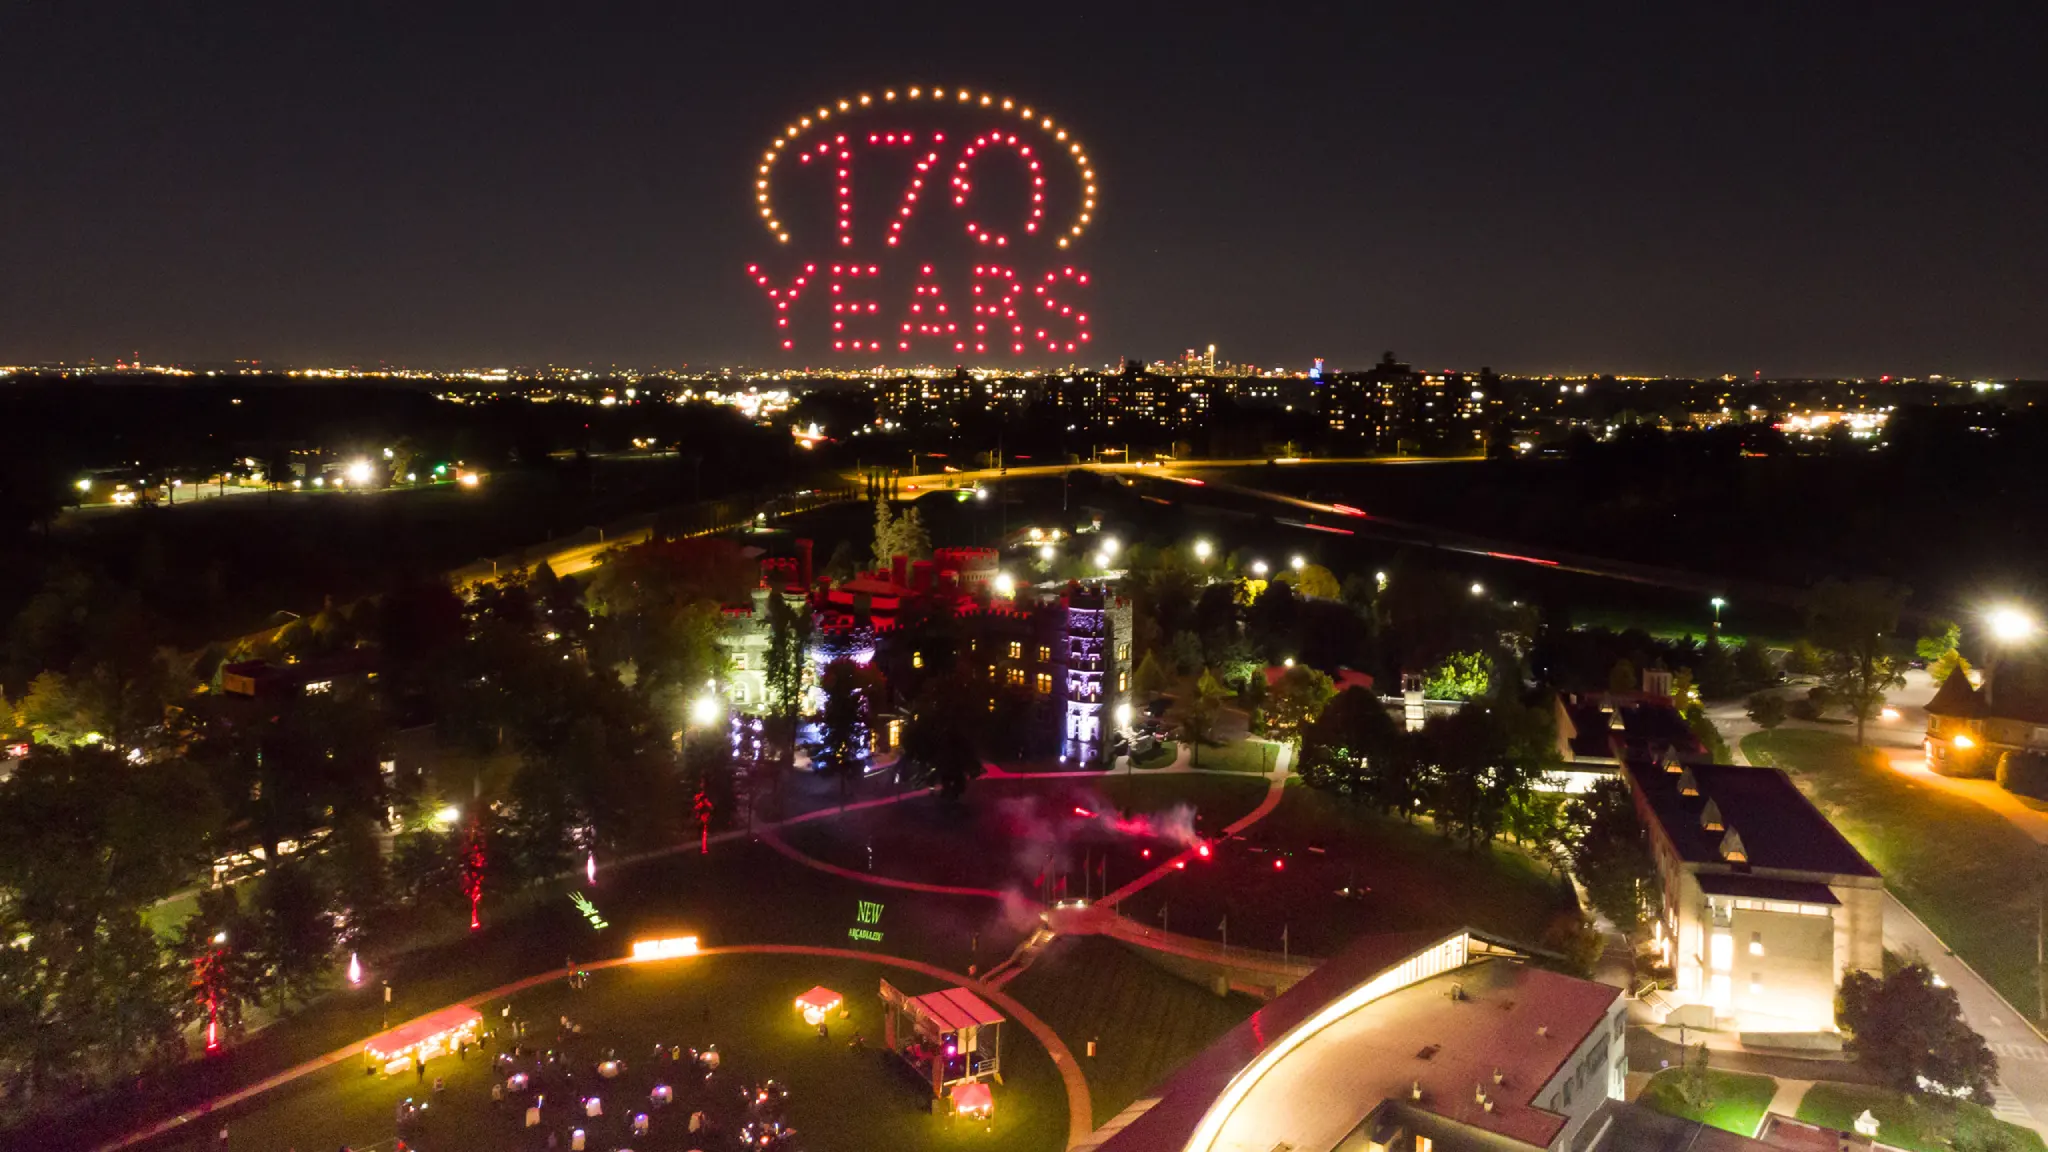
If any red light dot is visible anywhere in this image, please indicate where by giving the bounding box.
[782,339,793,349]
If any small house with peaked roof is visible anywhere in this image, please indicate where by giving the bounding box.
[1924,659,2048,779]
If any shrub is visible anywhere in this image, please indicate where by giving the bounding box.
[1998,751,2048,802]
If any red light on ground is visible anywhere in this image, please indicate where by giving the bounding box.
[1141,848,1151,859]
[1173,861,1185,870]
[1072,807,1094,818]
[1196,843,1211,859]
[1273,858,1285,871]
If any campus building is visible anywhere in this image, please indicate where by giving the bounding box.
[715,542,1133,763]
[1629,760,1883,1035]
[1089,929,1626,1152]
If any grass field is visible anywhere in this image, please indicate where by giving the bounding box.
[1112,785,1576,959]
[1184,738,1279,774]
[136,952,1066,1152]
[1742,729,2048,1015]
[1004,936,1257,1125]
[1636,1067,1778,1136]
[48,838,1033,1152]
[1797,1082,2046,1152]
[779,775,1272,893]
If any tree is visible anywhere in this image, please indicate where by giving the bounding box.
[178,886,263,1047]
[1264,664,1336,751]
[1839,964,1997,1100]
[1679,1042,1715,1109]
[1567,778,1658,938]
[1607,658,1638,695]
[1918,620,1963,664]
[253,862,336,1011]
[1745,691,1787,730]
[1929,647,1974,688]
[1168,630,1206,679]
[894,505,931,562]
[764,590,813,782]
[812,658,877,807]
[1424,651,1492,701]
[1278,563,1341,601]
[1180,669,1229,765]
[869,495,899,570]
[1784,638,1825,677]
[899,677,984,800]
[1809,577,1909,746]
[1131,650,1171,697]
[1418,703,1558,851]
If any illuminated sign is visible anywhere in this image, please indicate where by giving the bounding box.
[849,899,885,943]
[631,935,701,961]
[569,891,609,931]
[747,87,1097,359]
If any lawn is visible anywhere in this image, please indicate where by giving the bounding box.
[1797,1082,2046,1152]
[1636,1067,1778,1136]
[46,839,1033,1152]
[1003,936,1257,1125]
[1184,737,1279,774]
[778,775,1273,894]
[1126,743,1178,771]
[1111,785,1577,959]
[135,952,1067,1152]
[1742,729,2048,1015]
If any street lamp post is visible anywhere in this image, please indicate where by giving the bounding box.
[1710,597,1727,634]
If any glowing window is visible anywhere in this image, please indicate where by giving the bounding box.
[1119,672,1129,692]
[1037,645,1051,663]
[912,651,924,669]
[1036,673,1053,695]
[1710,932,1734,972]
[1749,932,1764,957]
[1008,641,1022,659]
[1007,668,1025,687]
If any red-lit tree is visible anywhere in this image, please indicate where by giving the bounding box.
[460,819,486,930]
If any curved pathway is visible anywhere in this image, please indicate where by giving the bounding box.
[97,944,1092,1152]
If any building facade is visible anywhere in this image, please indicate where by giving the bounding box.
[1629,761,1883,1034]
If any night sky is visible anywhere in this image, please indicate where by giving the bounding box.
[4,3,2046,377]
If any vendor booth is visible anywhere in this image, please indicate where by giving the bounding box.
[879,980,1004,1100]
[363,1005,482,1074]
[795,986,843,1026]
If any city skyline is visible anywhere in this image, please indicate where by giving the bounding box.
[5,5,2048,376]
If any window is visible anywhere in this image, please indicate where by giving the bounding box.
[1118,671,1129,692]
[1008,641,1022,659]
[733,684,748,703]
[1118,642,1131,661]
[1416,1139,1433,1152]
[1710,932,1733,972]
[1036,673,1053,695]
[733,653,748,671]
[1749,931,1764,956]
[1037,645,1052,663]
[912,651,924,669]
[1750,973,1763,995]
[1007,668,1025,687]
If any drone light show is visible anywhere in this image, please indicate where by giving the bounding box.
[747,87,1096,361]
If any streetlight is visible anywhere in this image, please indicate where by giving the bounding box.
[1374,571,1388,590]
[1251,560,1269,577]
[1469,582,1484,596]
[345,459,373,486]
[1102,536,1119,556]
[993,571,1016,598]
[1193,540,1213,562]
[1039,543,1056,563]
[1989,606,2038,644]
[690,694,722,728]
[1290,555,1305,571]
[1094,552,1110,569]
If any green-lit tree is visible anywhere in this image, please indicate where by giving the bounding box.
[1264,664,1336,752]
[1424,651,1493,701]
[813,658,878,808]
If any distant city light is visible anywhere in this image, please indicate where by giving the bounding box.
[1470,582,1485,596]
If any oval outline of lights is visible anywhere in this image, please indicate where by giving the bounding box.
[754,86,1096,248]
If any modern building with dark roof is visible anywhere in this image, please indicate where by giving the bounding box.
[1628,760,1882,1035]
[1924,659,2048,778]
[1088,929,1625,1152]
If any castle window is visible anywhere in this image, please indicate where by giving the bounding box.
[1007,668,1025,687]
[1036,673,1053,695]
[912,651,924,669]
[1037,645,1051,663]
[1008,641,1022,659]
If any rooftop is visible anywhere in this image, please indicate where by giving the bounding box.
[1628,761,1879,880]
[1097,930,1620,1152]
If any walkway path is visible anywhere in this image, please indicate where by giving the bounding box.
[97,945,1093,1152]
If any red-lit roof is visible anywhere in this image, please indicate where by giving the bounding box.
[907,987,1005,1031]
